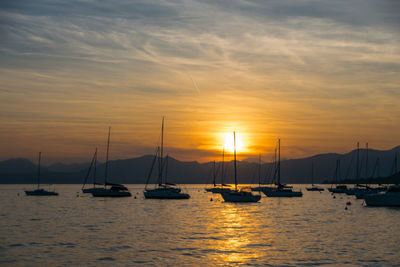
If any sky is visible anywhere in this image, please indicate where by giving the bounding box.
[0,0,399,164]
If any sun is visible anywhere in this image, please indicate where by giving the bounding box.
[223,132,245,153]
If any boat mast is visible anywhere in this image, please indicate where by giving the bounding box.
[221,148,225,185]
[213,160,216,187]
[158,117,164,186]
[356,141,360,180]
[82,148,96,190]
[234,131,237,191]
[104,127,111,186]
[37,152,41,189]
[278,139,281,186]
[258,154,261,188]
[365,143,368,178]
[93,147,97,187]
[311,161,314,186]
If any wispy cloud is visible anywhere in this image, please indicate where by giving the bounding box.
[0,0,399,162]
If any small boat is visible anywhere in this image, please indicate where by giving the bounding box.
[262,139,302,197]
[91,127,131,197]
[25,152,58,196]
[81,147,104,193]
[356,151,392,199]
[328,159,348,193]
[306,162,324,191]
[355,186,387,199]
[205,150,232,193]
[364,185,400,207]
[144,117,190,199]
[92,183,132,197]
[328,185,348,193]
[264,185,303,197]
[221,132,261,203]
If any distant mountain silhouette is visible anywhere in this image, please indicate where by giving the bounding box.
[1,146,399,184]
[0,158,37,173]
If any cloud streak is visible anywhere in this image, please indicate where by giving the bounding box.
[0,0,399,163]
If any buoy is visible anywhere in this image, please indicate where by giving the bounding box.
[134,196,137,199]
[345,206,348,210]
[333,195,336,199]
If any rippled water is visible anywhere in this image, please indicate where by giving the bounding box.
[1,184,400,266]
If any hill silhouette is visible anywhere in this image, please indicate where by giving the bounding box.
[1,146,399,184]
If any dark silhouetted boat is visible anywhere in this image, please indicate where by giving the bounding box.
[205,149,232,193]
[365,184,400,207]
[91,127,131,197]
[144,117,190,199]
[81,147,104,193]
[328,159,348,193]
[306,162,324,191]
[262,139,302,197]
[25,152,58,196]
[221,132,261,202]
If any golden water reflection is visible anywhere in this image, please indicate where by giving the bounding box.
[204,202,275,265]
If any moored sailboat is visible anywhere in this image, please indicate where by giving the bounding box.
[143,117,190,199]
[364,184,400,207]
[221,132,261,202]
[91,127,131,197]
[306,162,324,191]
[205,149,232,193]
[25,152,58,196]
[328,159,348,193]
[81,148,104,193]
[262,139,302,197]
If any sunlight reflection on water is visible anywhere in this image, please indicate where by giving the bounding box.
[1,185,400,266]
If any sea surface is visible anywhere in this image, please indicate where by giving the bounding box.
[1,184,400,266]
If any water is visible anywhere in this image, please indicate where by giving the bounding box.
[1,184,400,266]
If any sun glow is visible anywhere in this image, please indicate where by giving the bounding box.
[223,132,245,153]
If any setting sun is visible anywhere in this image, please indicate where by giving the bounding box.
[223,132,245,153]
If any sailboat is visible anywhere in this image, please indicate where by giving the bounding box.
[143,117,190,199]
[262,139,302,197]
[306,162,324,191]
[355,151,392,199]
[91,127,131,197]
[221,132,261,202]
[252,150,278,192]
[364,184,400,207]
[25,152,59,196]
[328,159,348,193]
[81,148,104,193]
[205,149,232,193]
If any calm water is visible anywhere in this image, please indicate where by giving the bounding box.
[1,184,400,266]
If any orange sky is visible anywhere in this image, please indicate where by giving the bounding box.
[0,1,399,164]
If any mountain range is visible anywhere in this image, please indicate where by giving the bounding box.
[1,146,399,184]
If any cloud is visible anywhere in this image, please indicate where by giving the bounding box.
[0,0,399,162]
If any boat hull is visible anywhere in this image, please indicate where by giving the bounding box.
[144,188,190,199]
[221,191,261,202]
[306,187,324,191]
[364,193,400,207]
[25,189,58,196]
[328,186,348,193]
[91,189,131,197]
[82,188,104,194]
[263,189,303,197]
